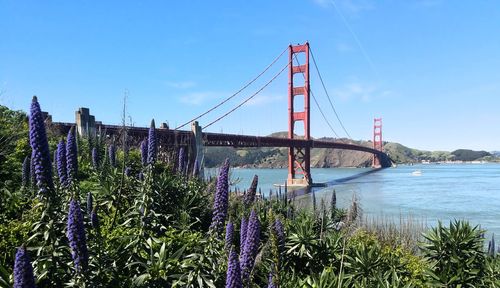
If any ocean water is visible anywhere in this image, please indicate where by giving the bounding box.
[207,163,500,237]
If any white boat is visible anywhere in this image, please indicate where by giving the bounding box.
[411,170,422,176]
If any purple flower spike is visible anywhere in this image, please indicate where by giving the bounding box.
[13,246,36,288]
[56,139,68,187]
[53,151,57,172]
[147,119,157,165]
[30,151,36,189]
[210,159,230,234]
[138,172,144,181]
[267,271,276,288]
[66,127,78,185]
[29,96,54,194]
[86,192,93,216]
[273,219,285,253]
[225,249,242,288]
[140,139,148,167]
[91,147,99,169]
[91,206,99,229]
[108,144,116,167]
[244,175,258,208]
[178,147,186,175]
[240,209,260,282]
[67,199,89,272]
[488,234,496,257]
[192,156,200,178]
[22,156,31,187]
[125,166,132,177]
[240,217,248,252]
[225,221,234,251]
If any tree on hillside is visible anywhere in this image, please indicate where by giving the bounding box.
[0,105,30,191]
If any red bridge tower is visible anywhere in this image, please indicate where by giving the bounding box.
[287,42,312,186]
[372,117,383,168]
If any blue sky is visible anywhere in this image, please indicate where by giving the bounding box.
[1,0,499,151]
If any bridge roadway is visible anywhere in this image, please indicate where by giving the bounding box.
[51,122,391,167]
[202,132,387,157]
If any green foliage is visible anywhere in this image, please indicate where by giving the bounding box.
[480,257,500,287]
[204,146,280,167]
[285,212,321,274]
[0,219,32,268]
[420,220,486,287]
[300,267,345,287]
[340,229,428,287]
[0,106,30,218]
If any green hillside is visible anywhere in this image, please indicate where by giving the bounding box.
[204,132,497,167]
[451,149,491,161]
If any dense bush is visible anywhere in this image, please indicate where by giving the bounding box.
[420,220,487,286]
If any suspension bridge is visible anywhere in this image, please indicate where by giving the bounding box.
[51,42,392,187]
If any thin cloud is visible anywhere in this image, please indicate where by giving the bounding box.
[341,0,374,14]
[415,0,442,8]
[333,82,391,103]
[313,0,374,14]
[246,93,284,106]
[178,91,219,106]
[313,0,330,8]
[166,81,197,89]
[336,42,352,52]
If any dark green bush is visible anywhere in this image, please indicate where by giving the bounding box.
[420,220,486,287]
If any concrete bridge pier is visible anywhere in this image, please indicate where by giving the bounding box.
[75,108,96,138]
[191,121,204,178]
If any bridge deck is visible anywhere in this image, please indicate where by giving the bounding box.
[50,122,390,163]
[202,132,386,157]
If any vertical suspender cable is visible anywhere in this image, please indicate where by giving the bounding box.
[292,54,341,139]
[310,47,352,139]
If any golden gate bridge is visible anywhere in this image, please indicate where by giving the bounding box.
[52,42,392,187]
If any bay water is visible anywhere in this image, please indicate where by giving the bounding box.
[208,163,500,237]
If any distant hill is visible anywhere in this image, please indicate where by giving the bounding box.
[451,149,491,161]
[204,132,498,167]
[383,143,453,163]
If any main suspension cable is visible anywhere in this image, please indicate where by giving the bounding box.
[311,90,340,138]
[203,60,291,130]
[292,55,340,139]
[175,46,289,130]
[310,47,352,139]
